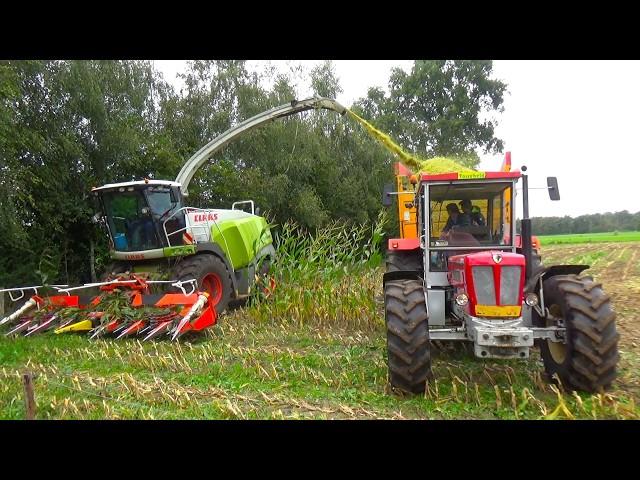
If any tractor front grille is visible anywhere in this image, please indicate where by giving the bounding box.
[472,266,496,305]
[472,265,523,308]
[499,266,522,305]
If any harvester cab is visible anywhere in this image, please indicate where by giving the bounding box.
[93,180,186,254]
[91,178,275,315]
[383,158,619,395]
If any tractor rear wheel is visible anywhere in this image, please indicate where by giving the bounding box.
[537,274,619,392]
[173,254,233,315]
[386,250,422,273]
[384,279,432,394]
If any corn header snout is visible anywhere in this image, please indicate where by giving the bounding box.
[0,275,217,341]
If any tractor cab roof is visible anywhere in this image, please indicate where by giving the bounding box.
[92,180,182,192]
[420,171,521,183]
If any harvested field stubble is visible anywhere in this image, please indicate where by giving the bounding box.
[1,232,639,419]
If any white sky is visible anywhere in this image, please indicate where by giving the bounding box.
[154,60,640,218]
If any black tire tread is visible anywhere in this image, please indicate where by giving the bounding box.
[540,274,619,393]
[386,250,421,273]
[384,279,432,394]
[172,254,234,314]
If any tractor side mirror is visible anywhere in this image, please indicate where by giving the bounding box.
[255,207,261,216]
[547,177,560,201]
[92,213,103,224]
[382,183,394,207]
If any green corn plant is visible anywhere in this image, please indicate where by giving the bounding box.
[237,209,388,330]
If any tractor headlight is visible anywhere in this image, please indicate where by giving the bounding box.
[525,293,539,306]
[455,293,469,306]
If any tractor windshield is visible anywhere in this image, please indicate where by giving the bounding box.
[428,181,514,248]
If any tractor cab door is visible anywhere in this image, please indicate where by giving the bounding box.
[102,189,159,251]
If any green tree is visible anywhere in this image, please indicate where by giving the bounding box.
[163,60,394,231]
[353,60,507,168]
[0,60,170,286]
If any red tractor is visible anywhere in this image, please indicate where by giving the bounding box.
[382,163,619,394]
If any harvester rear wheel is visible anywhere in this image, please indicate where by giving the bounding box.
[537,274,619,392]
[384,279,432,394]
[254,256,276,299]
[173,254,233,315]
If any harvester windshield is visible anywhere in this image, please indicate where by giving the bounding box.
[100,185,184,252]
[429,181,513,248]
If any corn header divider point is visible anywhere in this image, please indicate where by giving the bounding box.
[0,275,216,341]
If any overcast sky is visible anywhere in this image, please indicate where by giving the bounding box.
[154,60,640,218]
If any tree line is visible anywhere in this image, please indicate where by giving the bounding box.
[523,210,640,236]
[0,60,506,286]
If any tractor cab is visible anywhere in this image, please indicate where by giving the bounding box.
[425,173,518,274]
[418,171,525,325]
[92,180,187,256]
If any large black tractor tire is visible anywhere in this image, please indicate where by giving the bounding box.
[172,254,234,315]
[536,274,619,393]
[386,250,422,273]
[384,279,433,394]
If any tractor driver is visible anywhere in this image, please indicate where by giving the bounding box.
[442,203,471,234]
[460,199,485,226]
[127,204,157,250]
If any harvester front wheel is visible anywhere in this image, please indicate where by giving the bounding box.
[173,254,233,315]
[384,279,432,394]
[99,262,129,281]
[537,274,619,392]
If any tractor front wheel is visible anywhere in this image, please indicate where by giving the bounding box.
[173,254,233,315]
[537,274,619,392]
[384,279,433,394]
